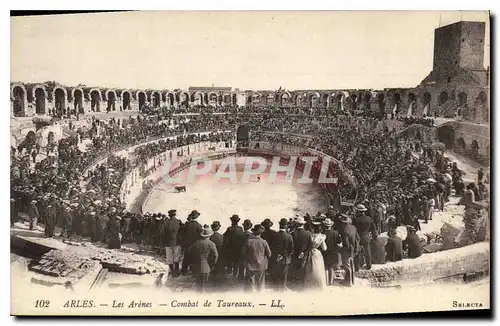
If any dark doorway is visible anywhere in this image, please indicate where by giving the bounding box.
[437,125,455,149]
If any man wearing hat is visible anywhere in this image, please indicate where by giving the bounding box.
[181,210,203,275]
[223,214,245,280]
[186,225,218,293]
[43,197,57,238]
[291,216,313,284]
[403,226,422,259]
[271,218,294,291]
[261,218,277,285]
[242,219,253,239]
[241,224,271,292]
[209,221,224,287]
[107,215,122,250]
[385,228,403,262]
[322,218,341,285]
[27,199,40,231]
[338,214,359,285]
[162,209,182,277]
[353,204,378,271]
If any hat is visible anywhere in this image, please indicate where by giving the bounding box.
[279,218,288,228]
[31,199,37,203]
[230,214,240,222]
[251,224,265,235]
[323,218,334,227]
[211,221,221,231]
[319,213,327,219]
[168,209,177,215]
[261,218,273,228]
[355,204,367,212]
[296,216,306,225]
[339,214,352,224]
[243,219,253,228]
[116,216,122,221]
[200,225,214,238]
[311,220,322,225]
[407,226,416,232]
[189,210,200,219]
[155,215,162,220]
[10,198,15,203]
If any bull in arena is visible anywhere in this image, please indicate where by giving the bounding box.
[175,185,186,192]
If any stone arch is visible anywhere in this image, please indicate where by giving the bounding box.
[470,140,479,158]
[377,93,386,115]
[232,93,238,106]
[422,92,431,116]
[107,90,117,111]
[161,92,167,104]
[191,92,204,106]
[308,92,320,107]
[321,93,329,107]
[252,92,261,105]
[439,91,449,105]
[34,86,47,115]
[223,93,232,105]
[477,91,487,105]
[90,89,101,112]
[137,91,146,110]
[281,92,292,106]
[456,137,466,150]
[47,131,55,145]
[54,87,67,116]
[458,92,468,106]
[121,90,132,110]
[165,92,175,106]
[349,94,357,110]
[72,88,84,114]
[437,125,455,149]
[295,93,304,106]
[11,84,26,117]
[151,91,161,108]
[208,92,218,105]
[177,91,189,106]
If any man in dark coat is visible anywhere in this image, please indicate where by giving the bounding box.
[181,210,203,275]
[187,225,218,293]
[403,226,422,259]
[291,216,312,284]
[242,219,253,239]
[223,214,245,279]
[338,214,359,285]
[27,199,39,230]
[44,199,57,238]
[107,216,122,249]
[261,218,277,285]
[163,209,182,277]
[241,224,271,292]
[322,218,341,285]
[352,204,378,271]
[271,218,294,291]
[10,198,18,227]
[385,228,403,262]
[209,221,225,287]
[59,203,73,238]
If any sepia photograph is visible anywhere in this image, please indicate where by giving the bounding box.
[9,10,490,316]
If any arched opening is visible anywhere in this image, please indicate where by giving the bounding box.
[24,131,37,148]
[321,94,329,107]
[232,94,237,106]
[54,88,66,116]
[281,93,291,106]
[161,93,167,104]
[179,92,189,106]
[90,90,101,112]
[12,86,26,117]
[408,93,416,104]
[107,91,116,111]
[350,94,357,110]
[363,93,372,111]
[122,91,131,110]
[439,91,449,105]
[458,92,467,106]
[407,93,417,116]
[478,91,487,104]
[422,92,431,116]
[471,140,479,159]
[377,93,385,115]
[47,131,55,145]
[73,89,84,114]
[209,93,218,105]
[34,88,46,115]
[437,125,456,149]
[166,93,174,106]
[336,94,344,111]
[138,92,146,110]
[152,92,160,108]
[456,137,466,153]
[295,95,303,107]
[223,94,231,105]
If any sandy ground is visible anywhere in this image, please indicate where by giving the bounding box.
[143,157,327,231]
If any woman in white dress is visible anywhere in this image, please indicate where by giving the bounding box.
[303,222,327,289]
